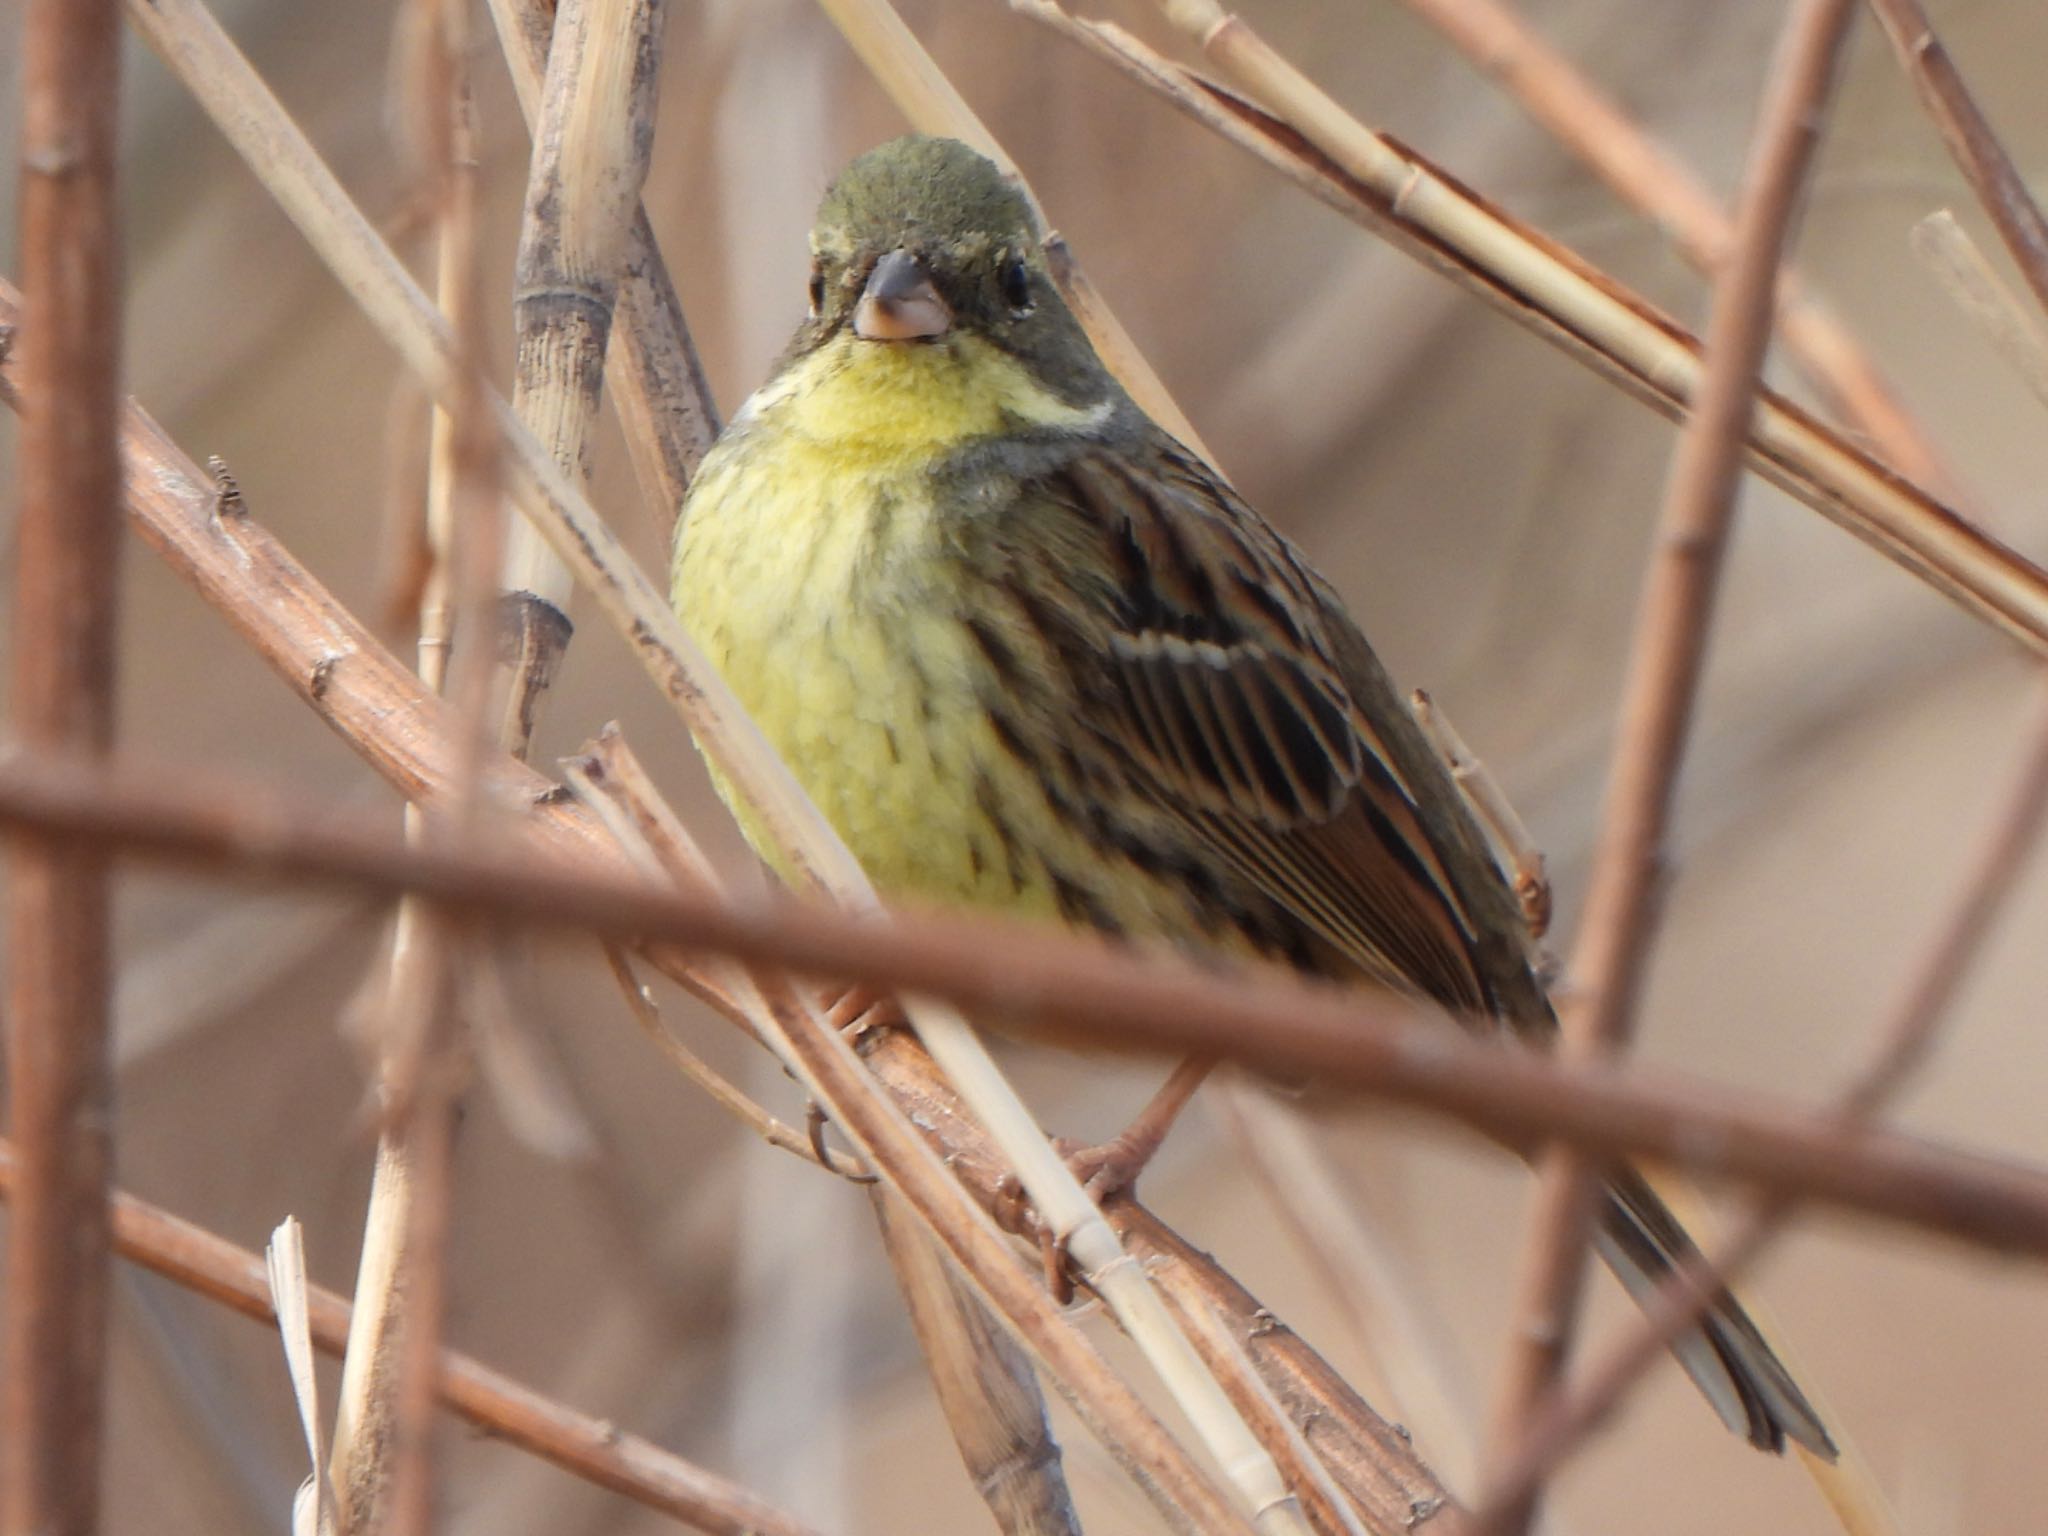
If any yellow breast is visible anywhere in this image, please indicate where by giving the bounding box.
[671,333,1099,917]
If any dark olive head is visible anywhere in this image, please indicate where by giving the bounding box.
[791,135,1114,407]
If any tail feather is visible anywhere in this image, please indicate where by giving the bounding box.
[1596,1168,1837,1459]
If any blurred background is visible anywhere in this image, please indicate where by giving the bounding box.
[3,0,2047,1531]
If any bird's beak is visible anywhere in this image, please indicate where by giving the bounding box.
[853,249,952,342]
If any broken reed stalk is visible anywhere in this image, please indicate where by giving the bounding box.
[497,0,667,753]
[1377,0,1960,499]
[1473,678,2048,1528]
[117,4,1317,1520]
[1214,1083,1481,1496]
[870,1192,1086,1536]
[1010,0,2048,657]
[1483,5,1858,1528]
[1866,0,2048,323]
[483,0,719,534]
[0,1139,824,1536]
[3,1,124,1532]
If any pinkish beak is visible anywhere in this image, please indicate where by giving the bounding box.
[852,249,952,341]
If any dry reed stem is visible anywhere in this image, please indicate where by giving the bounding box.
[814,0,1216,464]
[1013,0,2048,658]
[0,1140,823,1536]
[8,728,2048,1260]
[497,0,666,752]
[329,28,476,1527]
[1484,5,1857,1525]
[1866,0,2048,322]
[563,735,1252,1536]
[1912,211,2048,409]
[2,2,124,1532]
[1471,677,2048,1530]
[369,8,511,1531]
[484,0,720,536]
[871,1192,1086,1536]
[1379,0,1960,500]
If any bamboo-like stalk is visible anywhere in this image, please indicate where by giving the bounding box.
[871,1192,1086,1536]
[0,1138,824,1536]
[1866,0,2048,323]
[1485,6,1857,1528]
[3,1,124,1531]
[1375,0,1961,501]
[484,0,719,535]
[1012,0,2048,658]
[496,0,666,753]
[118,4,1311,1520]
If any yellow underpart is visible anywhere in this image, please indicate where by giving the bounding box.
[673,332,1121,923]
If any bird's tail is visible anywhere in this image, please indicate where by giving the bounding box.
[1594,1166,1837,1458]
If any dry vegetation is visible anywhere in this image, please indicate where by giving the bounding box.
[3,1,2048,1534]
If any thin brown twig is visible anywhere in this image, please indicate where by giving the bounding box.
[1484,4,1859,1525]
[1470,676,2048,1530]
[600,945,871,1178]
[0,1138,824,1536]
[2,0,124,1530]
[1865,0,2048,322]
[1011,0,2048,656]
[2,744,2047,1261]
[1379,0,1961,499]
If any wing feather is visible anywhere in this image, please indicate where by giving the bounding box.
[1019,433,1502,1017]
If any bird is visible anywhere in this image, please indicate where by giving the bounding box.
[670,132,1835,1458]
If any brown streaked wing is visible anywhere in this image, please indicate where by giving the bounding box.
[1029,434,1493,1016]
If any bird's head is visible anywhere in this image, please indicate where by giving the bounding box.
[786,135,1115,417]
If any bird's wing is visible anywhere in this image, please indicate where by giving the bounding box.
[1019,432,1504,1017]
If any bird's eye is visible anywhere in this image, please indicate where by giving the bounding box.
[1000,256,1033,314]
[807,262,825,317]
